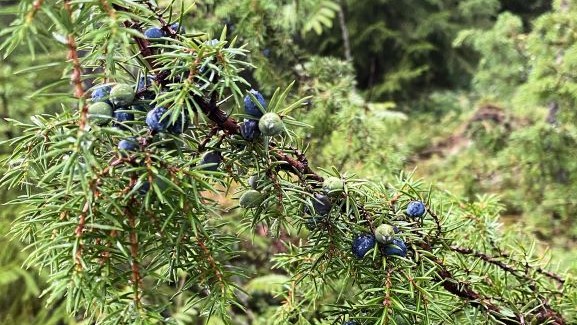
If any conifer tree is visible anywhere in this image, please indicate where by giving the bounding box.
[1,1,576,325]
[444,0,577,241]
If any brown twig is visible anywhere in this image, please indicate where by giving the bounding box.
[74,200,89,271]
[358,205,375,232]
[197,237,225,293]
[536,267,566,286]
[194,94,240,133]
[488,249,566,286]
[63,0,87,130]
[273,150,323,183]
[99,229,117,267]
[424,242,565,325]
[25,0,44,24]
[198,126,220,152]
[99,0,116,19]
[383,268,393,308]
[450,246,537,287]
[433,259,518,324]
[426,207,443,243]
[126,199,142,307]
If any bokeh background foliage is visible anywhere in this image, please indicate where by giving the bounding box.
[0,0,576,324]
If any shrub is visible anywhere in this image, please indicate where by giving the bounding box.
[0,1,574,324]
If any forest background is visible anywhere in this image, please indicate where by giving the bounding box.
[1,0,577,324]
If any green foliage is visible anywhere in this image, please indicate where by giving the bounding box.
[0,228,73,325]
[516,0,577,114]
[428,0,577,242]
[300,1,340,36]
[0,1,576,325]
[0,3,75,324]
[308,0,502,99]
[454,12,527,98]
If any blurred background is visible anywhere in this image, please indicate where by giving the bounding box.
[2,0,576,323]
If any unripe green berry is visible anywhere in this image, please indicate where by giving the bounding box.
[258,112,284,136]
[87,102,113,125]
[110,83,136,106]
[323,176,344,194]
[375,224,396,244]
[239,189,264,208]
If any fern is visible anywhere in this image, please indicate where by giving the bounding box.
[301,1,340,36]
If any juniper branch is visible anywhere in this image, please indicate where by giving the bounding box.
[121,11,568,322]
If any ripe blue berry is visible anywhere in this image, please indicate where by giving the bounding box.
[351,233,376,259]
[240,119,260,141]
[200,151,222,171]
[144,27,166,39]
[146,106,170,133]
[248,175,261,190]
[343,321,358,325]
[114,110,134,130]
[136,75,155,100]
[118,139,138,151]
[312,193,332,216]
[406,200,426,218]
[243,89,266,117]
[91,84,112,105]
[380,238,407,257]
[170,22,184,34]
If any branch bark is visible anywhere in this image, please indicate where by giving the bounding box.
[422,242,566,325]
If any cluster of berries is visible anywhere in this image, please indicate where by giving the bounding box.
[89,72,292,198]
[351,200,426,259]
[87,21,191,132]
[87,76,187,134]
[88,80,149,133]
[338,204,426,325]
[240,89,284,139]
[237,90,287,207]
[284,176,342,230]
[90,79,224,191]
[242,175,347,233]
